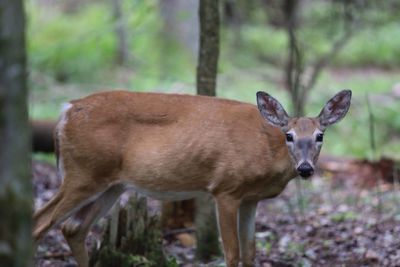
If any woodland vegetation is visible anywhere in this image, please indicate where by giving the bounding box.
[1,0,399,266]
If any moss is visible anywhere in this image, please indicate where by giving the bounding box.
[90,245,154,267]
[90,195,172,267]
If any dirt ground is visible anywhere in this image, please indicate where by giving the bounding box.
[33,159,400,267]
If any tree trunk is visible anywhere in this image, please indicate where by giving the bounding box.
[282,0,353,117]
[283,0,305,116]
[111,0,129,65]
[91,195,169,267]
[195,0,221,261]
[0,0,32,266]
[196,0,220,97]
[195,194,221,261]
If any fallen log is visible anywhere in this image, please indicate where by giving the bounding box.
[31,120,56,153]
[318,155,400,188]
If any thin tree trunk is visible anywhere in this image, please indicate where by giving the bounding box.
[283,0,353,117]
[111,0,129,65]
[196,0,220,96]
[195,0,221,261]
[283,0,304,116]
[0,0,32,266]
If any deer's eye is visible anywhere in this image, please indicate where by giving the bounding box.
[316,133,324,142]
[286,133,294,142]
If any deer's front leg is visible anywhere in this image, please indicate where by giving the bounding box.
[215,195,241,267]
[238,200,258,267]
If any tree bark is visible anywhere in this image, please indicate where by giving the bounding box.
[195,194,221,261]
[111,0,129,65]
[195,0,221,261]
[283,0,304,116]
[91,195,169,267]
[196,0,220,97]
[0,0,32,266]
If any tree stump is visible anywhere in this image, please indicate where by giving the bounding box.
[90,194,175,267]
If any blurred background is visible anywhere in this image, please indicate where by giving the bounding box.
[28,0,400,160]
[24,0,400,266]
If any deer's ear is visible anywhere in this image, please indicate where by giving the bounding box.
[256,91,289,128]
[318,90,352,128]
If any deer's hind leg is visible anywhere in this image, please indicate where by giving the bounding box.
[33,187,97,242]
[61,183,126,267]
[33,188,65,241]
[33,173,112,243]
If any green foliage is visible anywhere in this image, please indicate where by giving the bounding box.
[287,242,305,254]
[165,257,179,267]
[91,247,179,267]
[92,246,154,267]
[223,4,400,69]
[29,101,61,120]
[257,238,274,254]
[331,211,357,223]
[28,3,115,81]
[32,152,56,164]
[226,25,287,67]
[334,22,400,68]
[310,72,400,160]
[27,0,194,85]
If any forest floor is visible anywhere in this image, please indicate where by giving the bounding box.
[33,158,400,267]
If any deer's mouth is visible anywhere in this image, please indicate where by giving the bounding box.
[298,172,313,179]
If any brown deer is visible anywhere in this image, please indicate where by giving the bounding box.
[33,89,351,267]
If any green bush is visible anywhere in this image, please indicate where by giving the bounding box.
[28,0,194,85]
[334,22,400,68]
[28,4,115,81]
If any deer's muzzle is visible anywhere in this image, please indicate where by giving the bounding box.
[297,162,314,178]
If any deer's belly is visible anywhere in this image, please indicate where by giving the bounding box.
[123,182,207,201]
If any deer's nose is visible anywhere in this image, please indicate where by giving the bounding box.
[297,162,314,178]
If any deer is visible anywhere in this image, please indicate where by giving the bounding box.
[33,89,351,267]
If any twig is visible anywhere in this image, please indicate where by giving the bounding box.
[365,93,382,229]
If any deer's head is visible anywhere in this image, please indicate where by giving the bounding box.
[256,90,352,178]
